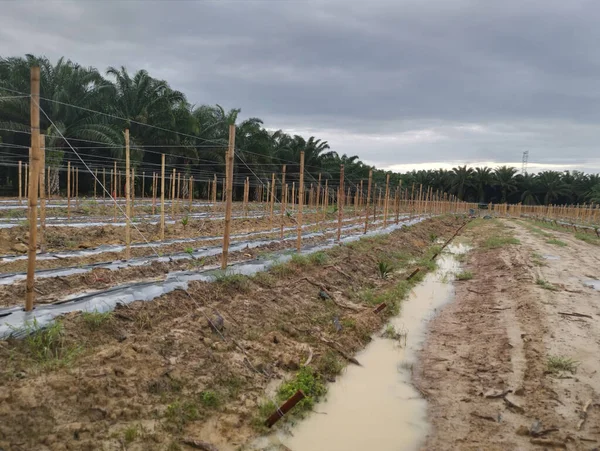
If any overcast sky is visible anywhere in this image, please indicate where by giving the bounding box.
[2,0,600,173]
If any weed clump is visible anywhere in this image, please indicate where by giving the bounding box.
[536,278,558,291]
[317,350,344,376]
[575,232,600,245]
[377,260,393,279]
[483,236,520,249]
[547,355,578,374]
[456,270,473,281]
[13,319,80,368]
[546,239,567,247]
[277,367,327,412]
[81,310,113,330]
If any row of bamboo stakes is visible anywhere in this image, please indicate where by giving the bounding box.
[20,67,505,312]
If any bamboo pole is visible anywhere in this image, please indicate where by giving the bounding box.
[152,172,157,215]
[280,165,286,239]
[125,129,131,260]
[67,161,71,220]
[177,171,181,215]
[25,161,29,199]
[364,170,372,233]
[113,162,117,222]
[161,155,166,240]
[39,135,46,253]
[221,124,235,269]
[316,173,321,213]
[25,66,40,312]
[171,168,176,219]
[103,168,106,200]
[189,176,193,211]
[322,179,328,227]
[296,151,305,252]
[291,182,295,211]
[94,169,97,198]
[270,172,276,228]
[337,164,344,241]
[18,160,22,204]
[383,174,390,227]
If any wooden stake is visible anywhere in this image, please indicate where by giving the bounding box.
[291,182,295,211]
[221,124,235,269]
[125,129,131,260]
[280,165,286,239]
[67,161,71,220]
[103,168,106,199]
[383,173,390,227]
[152,172,156,215]
[296,151,305,252]
[18,160,22,204]
[39,135,46,253]
[364,170,372,234]
[25,66,40,312]
[113,161,117,222]
[337,164,344,241]
[94,169,97,198]
[189,176,193,210]
[270,172,276,228]
[160,155,166,240]
[171,168,176,220]
[316,173,321,213]
[25,161,28,199]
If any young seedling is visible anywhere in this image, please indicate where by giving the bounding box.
[377,260,393,279]
[456,270,473,281]
[547,355,578,374]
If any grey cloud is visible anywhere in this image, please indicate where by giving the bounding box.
[1,0,600,172]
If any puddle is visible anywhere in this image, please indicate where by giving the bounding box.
[542,254,560,260]
[254,248,460,451]
[583,279,600,290]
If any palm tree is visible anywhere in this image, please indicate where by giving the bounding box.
[515,173,539,205]
[536,171,571,205]
[494,166,518,202]
[451,165,474,200]
[473,167,493,203]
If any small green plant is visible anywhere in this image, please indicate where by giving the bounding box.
[214,272,250,292]
[547,355,578,374]
[199,390,220,408]
[184,247,194,256]
[181,216,189,228]
[382,324,408,345]
[165,400,200,430]
[277,367,327,412]
[456,270,473,281]
[377,260,393,279]
[123,425,139,443]
[81,310,113,330]
[536,278,558,291]
[317,350,344,376]
[14,319,79,367]
[429,232,438,242]
[291,254,310,266]
[546,239,567,247]
[308,251,328,265]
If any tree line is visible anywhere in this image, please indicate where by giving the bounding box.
[0,55,599,205]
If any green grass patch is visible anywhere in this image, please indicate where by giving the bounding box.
[546,239,567,247]
[317,350,344,376]
[164,400,200,431]
[214,272,250,292]
[277,367,327,413]
[456,270,473,281]
[547,355,578,374]
[377,260,393,279]
[12,319,80,369]
[575,232,600,245]
[81,310,113,330]
[536,278,558,291]
[482,236,520,249]
[199,390,220,408]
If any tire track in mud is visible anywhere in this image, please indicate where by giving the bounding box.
[416,219,600,450]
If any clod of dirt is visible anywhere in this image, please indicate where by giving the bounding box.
[11,243,28,253]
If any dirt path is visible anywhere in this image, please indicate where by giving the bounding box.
[416,219,600,450]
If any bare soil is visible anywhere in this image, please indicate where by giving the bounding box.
[416,219,600,450]
[0,215,464,451]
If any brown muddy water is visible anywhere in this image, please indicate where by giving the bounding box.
[251,244,468,451]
